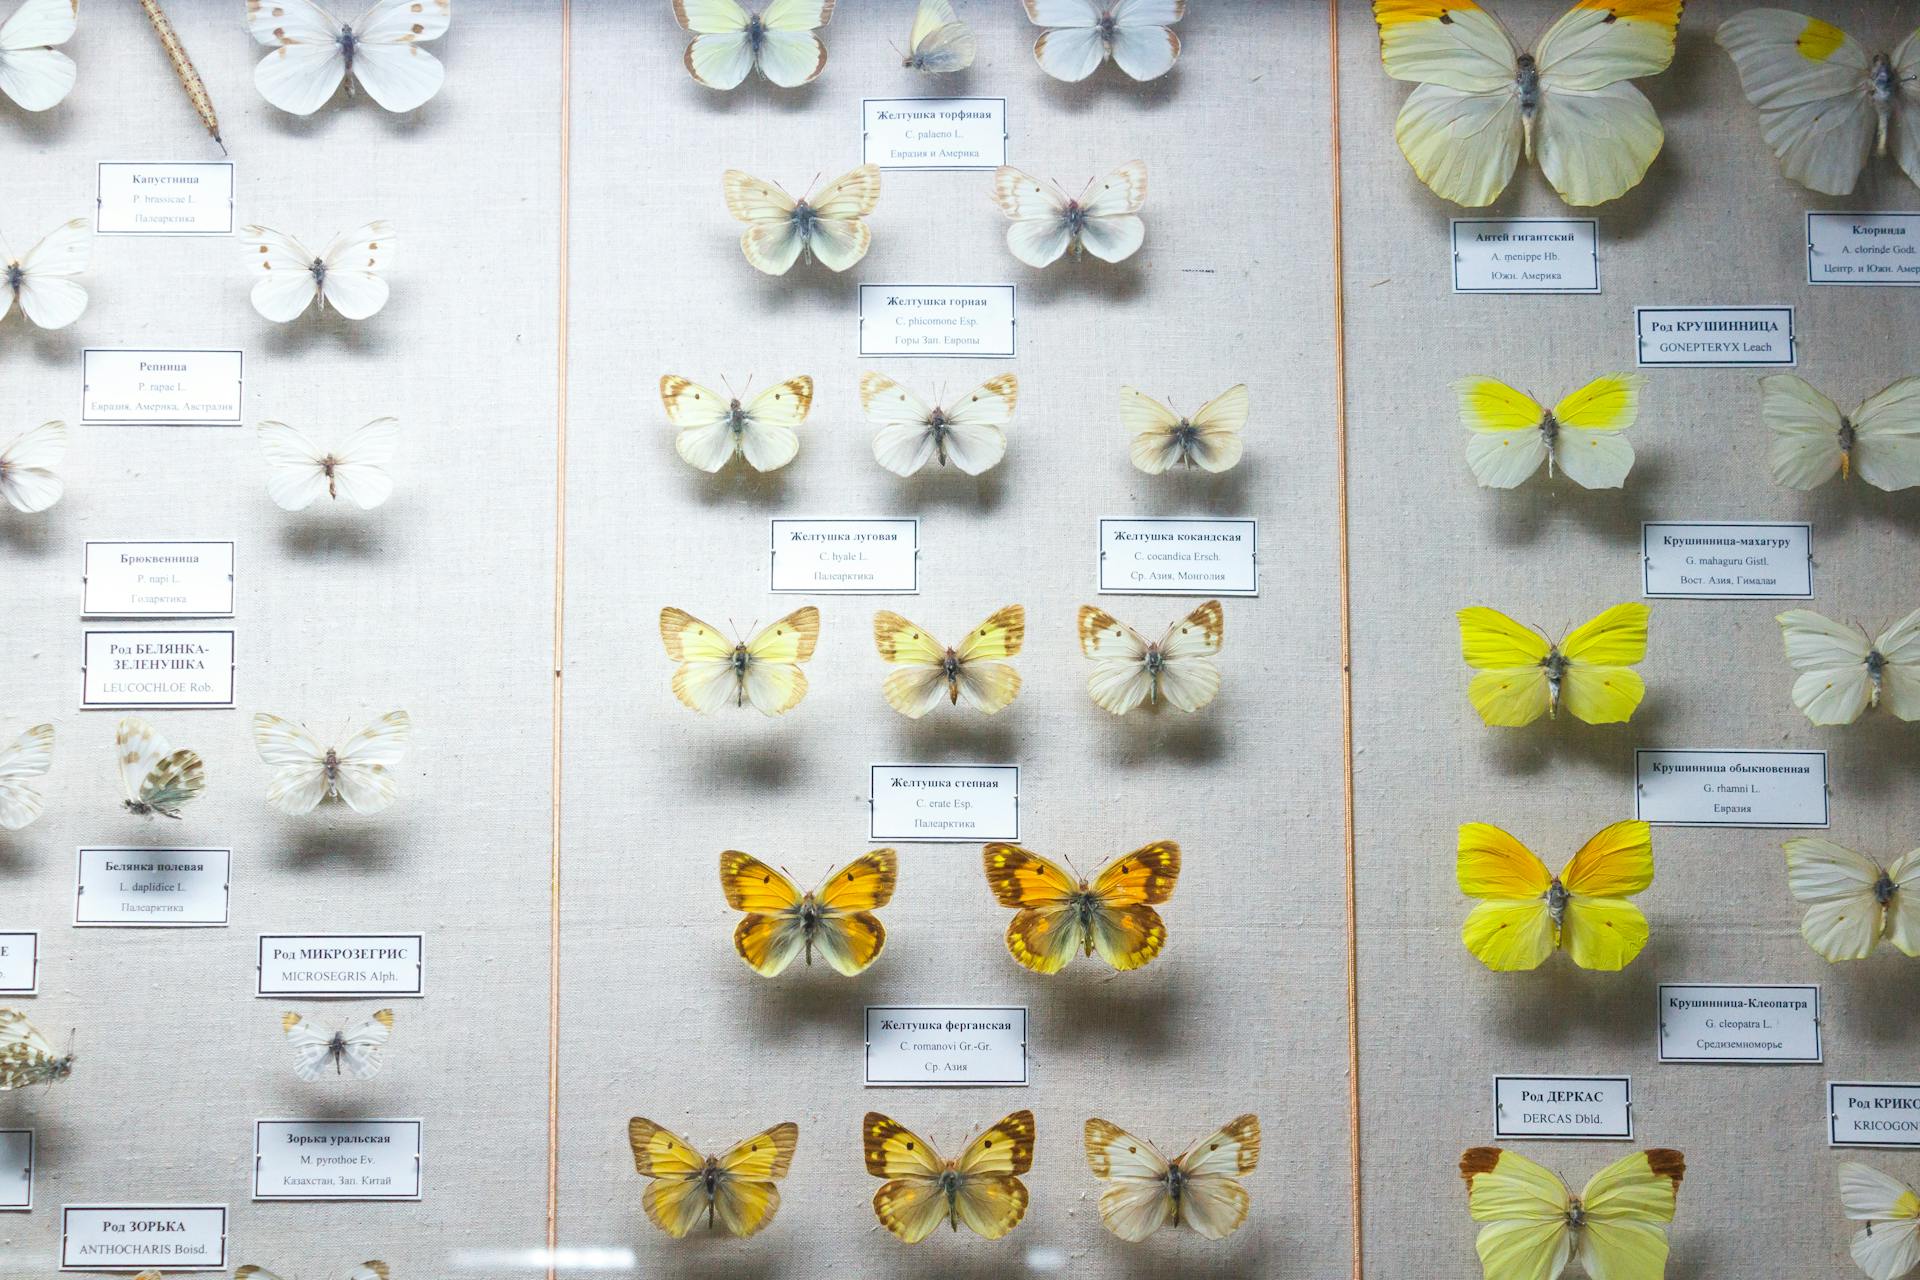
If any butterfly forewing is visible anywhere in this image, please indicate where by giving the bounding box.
[0,722,52,830]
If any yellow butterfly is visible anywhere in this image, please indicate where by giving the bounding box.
[1457,821,1652,972]
[659,605,820,716]
[873,606,1024,718]
[1123,384,1248,475]
[627,1117,799,1238]
[1084,1114,1261,1242]
[863,1109,1034,1243]
[723,165,880,274]
[718,848,897,977]
[1455,374,1642,490]
[1460,1146,1686,1280]
[660,373,812,474]
[1457,603,1649,727]
[982,841,1180,974]
[1077,600,1223,715]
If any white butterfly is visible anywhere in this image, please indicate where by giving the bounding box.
[116,716,205,819]
[860,372,1018,477]
[1124,385,1247,475]
[1760,374,1920,492]
[1024,0,1182,82]
[1084,1114,1260,1241]
[1785,838,1920,963]
[232,1265,390,1280]
[902,0,974,74]
[247,0,451,116]
[281,1008,395,1081]
[1777,607,1920,726]
[0,722,52,830]
[1718,12,1920,197]
[1840,1162,1920,1280]
[674,0,833,90]
[724,166,879,275]
[660,375,811,474]
[2,217,88,329]
[992,161,1146,268]
[1077,600,1223,715]
[242,221,395,323]
[257,418,398,511]
[0,420,65,513]
[252,710,412,815]
[0,1008,71,1090]
[0,0,77,111]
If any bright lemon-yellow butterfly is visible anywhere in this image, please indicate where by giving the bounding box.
[1455,374,1642,490]
[1457,820,1653,972]
[1460,1146,1686,1280]
[1458,603,1649,726]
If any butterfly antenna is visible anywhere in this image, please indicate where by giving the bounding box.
[721,373,740,400]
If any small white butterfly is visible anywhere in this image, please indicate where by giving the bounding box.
[242,221,394,323]
[860,372,1018,477]
[1024,0,1183,83]
[1124,386,1248,475]
[252,710,412,815]
[247,0,451,116]
[257,418,398,511]
[0,421,65,513]
[674,0,833,90]
[0,0,78,111]
[116,716,205,819]
[902,0,974,74]
[0,1008,72,1090]
[0,722,52,830]
[1077,600,1224,715]
[660,375,812,474]
[992,161,1146,268]
[281,1008,395,1082]
[724,166,879,275]
[2,217,88,329]
[232,1264,391,1280]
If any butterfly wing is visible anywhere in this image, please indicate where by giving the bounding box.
[252,712,331,815]
[1025,0,1107,81]
[755,0,833,88]
[1457,607,1553,727]
[1716,11,1877,196]
[281,1011,338,1081]
[0,722,52,831]
[11,217,88,329]
[0,420,67,513]
[628,1118,711,1238]
[1877,607,1920,722]
[865,1112,950,1243]
[345,0,450,113]
[992,167,1074,268]
[141,750,206,817]
[873,611,953,718]
[719,852,808,976]
[740,606,819,717]
[735,376,812,472]
[1084,1117,1173,1241]
[810,848,896,976]
[710,1122,798,1237]
[0,1008,59,1089]
[1084,840,1180,971]
[1776,608,1874,725]
[115,716,169,807]
[1456,823,1555,971]
[321,416,399,510]
[1121,388,1186,475]
[1151,599,1225,713]
[660,376,739,473]
[336,1008,394,1079]
[908,0,974,73]
[1578,1149,1685,1280]
[861,373,940,477]
[1758,373,1846,489]
[954,604,1025,714]
[1559,602,1649,725]
[674,0,755,89]
[1841,1162,1920,1280]
[1532,2,1680,206]
[1849,376,1920,493]
[247,0,349,114]
[314,221,394,320]
[936,374,1018,475]
[1375,2,1523,206]
[330,709,411,813]
[1177,1113,1261,1239]
[1106,0,1184,82]
[1460,1147,1574,1280]
[243,225,325,322]
[1078,605,1155,715]
[950,1110,1035,1239]
[1558,819,1653,971]
[1077,160,1148,263]
[982,843,1086,973]
[0,0,77,111]
[255,421,332,511]
[1785,837,1889,962]
[723,170,806,274]
[800,164,878,272]
[1455,377,1549,489]
[1551,373,1641,489]
[1185,383,1249,472]
[660,607,746,714]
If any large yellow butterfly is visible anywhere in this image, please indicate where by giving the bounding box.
[659,606,820,716]
[981,841,1180,974]
[863,1110,1035,1243]
[1084,1114,1261,1242]
[1460,1146,1686,1280]
[1455,374,1642,490]
[1457,821,1652,972]
[718,848,897,977]
[627,1117,799,1239]
[873,606,1025,718]
[1457,603,1649,727]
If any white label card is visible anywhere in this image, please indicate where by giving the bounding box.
[96,162,235,236]
[869,764,1019,843]
[82,628,235,709]
[61,1204,228,1271]
[1493,1075,1632,1140]
[858,284,1017,358]
[863,98,1007,170]
[256,933,424,998]
[770,518,919,594]
[1634,749,1829,828]
[75,847,230,928]
[0,932,38,994]
[1641,522,1811,599]
[0,1131,30,1210]
[83,542,235,617]
[865,1006,1029,1086]
[253,1119,423,1201]
[1830,1083,1920,1148]
[1658,983,1821,1064]
[1808,212,1920,285]
[1451,218,1599,293]
[1635,306,1795,368]
[81,349,244,426]
[1098,517,1258,596]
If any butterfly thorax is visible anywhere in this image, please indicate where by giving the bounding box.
[726,399,748,438]
[1164,1160,1190,1221]
[1546,877,1570,928]
[731,644,751,675]
[1873,53,1897,107]
[929,408,952,464]
[1541,648,1569,713]
[1098,14,1120,45]
[939,1166,964,1224]
[942,648,962,699]
[797,893,825,964]
[323,747,342,794]
[1565,1196,1587,1229]
[327,1030,350,1070]
[1876,871,1897,907]
[1515,53,1542,116]
[1173,420,1201,465]
[4,262,20,292]
[745,14,767,51]
[1538,409,1561,452]
[308,255,328,286]
[1072,883,1102,953]
[321,454,343,497]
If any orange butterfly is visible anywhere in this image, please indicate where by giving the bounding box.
[864,1109,1035,1242]
[718,849,897,977]
[981,841,1180,973]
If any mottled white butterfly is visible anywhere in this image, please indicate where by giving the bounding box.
[231,1265,390,1280]
[0,0,77,111]
[724,166,879,274]
[1024,0,1182,82]
[0,1008,71,1090]
[1124,386,1248,475]
[992,161,1146,268]
[1077,600,1223,715]
[242,221,394,322]
[860,372,1018,477]
[257,418,398,511]
[1777,608,1920,726]
[902,0,974,74]
[281,1009,395,1081]
[1761,374,1920,492]
[660,375,811,474]
[1084,1114,1260,1241]
[117,716,205,819]
[2,217,88,328]
[252,710,412,815]
[675,0,833,90]
[0,722,52,830]
[0,421,65,513]
[247,0,450,115]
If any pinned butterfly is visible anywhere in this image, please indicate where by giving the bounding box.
[861,372,1018,477]
[253,711,412,815]
[247,0,451,115]
[1023,1,1183,83]
[0,0,78,112]
[117,716,205,819]
[983,840,1180,973]
[0,1008,72,1090]
[628,1117,799,1238]
[719,848,897,977]
[281,1008,395,1081]
[1457,820,1653,972]
[1776,608,1920,725]
[257,418,398,511]
[864,1110,1034,1242]
[1759,374,1920,492]
[725,165,879,274]
[1124,384,1247,475]
[1457,603,1650,727]
[243,221,394,322]
[1077,600,1223,715]
[993,160,1146,268]
[1785,837,1920,964]
[1837,1161,1920,1280]
[661,374,811,474]
[661,606,820,716]
[1455,374,1642,489]
[901,0,973,74]
[0,722,51,830]
[0,421,66,513]
[675,0,833,90]
[1084,1114,1260,1241]
[1459,1146,1686,1280]
[2,218,89,329]
[873,606,1024,717]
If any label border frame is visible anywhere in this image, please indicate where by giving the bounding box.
[79,348,246,427]
[251,1117,424,1202]
[768,516,920,596]
[1656,981,1823,1065]
[1095,515,1260,598]
[60,1202,229,1272]
[861,96,1009,172]
[1807,211,1920,287]
[1491,1073,1633,1141]
[1828,1081,1920,1149]
[1450,216,1600,294]
[1633,305,1797,369]
[74,846,231,929]
[82,540,237,619]
[868,763,1020,844]
[254,932,426,999]
[1639,520,1813,601]
[94,160,237,237]
[1633,747,1830,829]
[856,283,1018,359]
[864,1004,1030,1087]
[0,931,39,995]
[80,627,237,710]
